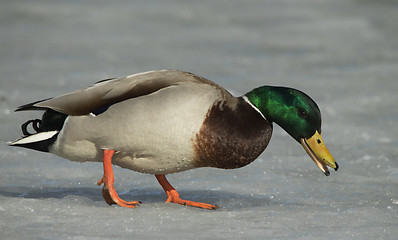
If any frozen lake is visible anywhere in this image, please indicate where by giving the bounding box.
[0,0,397,239]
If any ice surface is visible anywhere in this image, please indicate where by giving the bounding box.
[0,0,397,239]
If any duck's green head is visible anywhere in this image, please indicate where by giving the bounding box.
[245,86,338,176]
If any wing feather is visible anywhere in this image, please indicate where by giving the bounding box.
[16,70,215,115]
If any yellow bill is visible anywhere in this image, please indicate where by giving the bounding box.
[300,130,338,176]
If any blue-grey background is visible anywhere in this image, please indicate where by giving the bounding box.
[0,0,397,239]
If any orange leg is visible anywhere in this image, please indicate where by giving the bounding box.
[97,149,141,208]
[155,174,219,210]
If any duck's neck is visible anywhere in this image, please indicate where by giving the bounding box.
[244,86,290,124]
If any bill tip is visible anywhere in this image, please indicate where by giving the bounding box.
[334,162,339,171]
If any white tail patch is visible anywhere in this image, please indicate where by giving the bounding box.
[9,131,59,145]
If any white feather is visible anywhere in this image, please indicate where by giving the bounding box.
[9,131,59,145]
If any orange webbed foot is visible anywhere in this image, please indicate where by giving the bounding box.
[165,189,219,210]
[97,150,141,208]
[155,175,219,210]
[97,178,141,208]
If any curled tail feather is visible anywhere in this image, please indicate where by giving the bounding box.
[9,109,67,152]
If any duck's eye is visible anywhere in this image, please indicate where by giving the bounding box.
[298,109,307,119]
[317,139,322,144]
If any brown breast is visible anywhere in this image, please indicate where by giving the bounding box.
[193,97,272,169]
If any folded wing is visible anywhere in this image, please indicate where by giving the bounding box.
[16,70,212,115]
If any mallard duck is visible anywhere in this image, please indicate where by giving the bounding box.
[10,70,338,210]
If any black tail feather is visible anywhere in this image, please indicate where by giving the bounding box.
[21,119,43,136]
[10,109,67,152]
